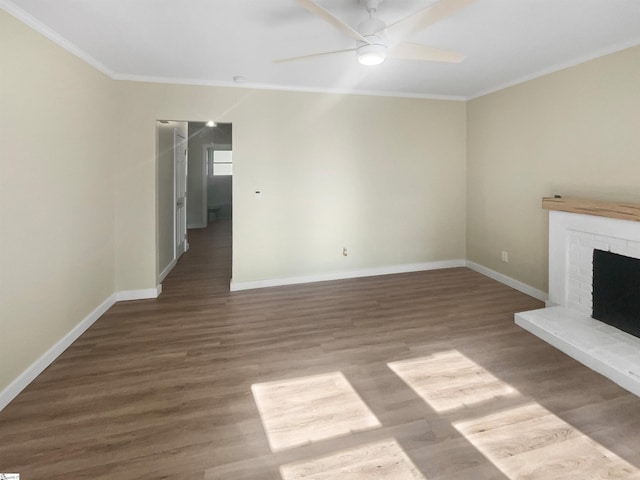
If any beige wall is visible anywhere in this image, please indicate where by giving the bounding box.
[114,83,467,288]
[467,45,640,292]
[231,92,467,282]
[0,11,116,392]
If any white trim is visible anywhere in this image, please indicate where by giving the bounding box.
[112,74,467,101]
[0,0,115,78]
[0,293,117,412]
[229,259,466,292]
[468,38,640,100]
[173,128,178,261]
[466,261,548,302]
[115,286,161,301]
[158,259,177,283]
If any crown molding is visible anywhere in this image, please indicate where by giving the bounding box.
[113,73,467,101]
[1,0,465,102]
[468,39,640,100]
[4,0,639,103]
[1,0,116,78]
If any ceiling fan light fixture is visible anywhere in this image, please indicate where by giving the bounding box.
[357,42,386,66]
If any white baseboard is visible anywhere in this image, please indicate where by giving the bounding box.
[0,293,117,412]
[466,261,548,302]
[230,260,549,300]
[115,286,162,301]
[0,259,544,412]
[0,284,165,412]
[158,259,177,283]
[230,259,466,292]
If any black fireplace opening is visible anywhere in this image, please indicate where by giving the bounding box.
[592,249,640,339]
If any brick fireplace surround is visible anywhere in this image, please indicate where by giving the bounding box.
[516,198,640,397]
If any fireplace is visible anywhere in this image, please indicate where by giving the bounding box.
[515,197,640,397]
[592,249,640,338]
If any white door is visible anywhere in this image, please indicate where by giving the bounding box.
[175,129,188,257]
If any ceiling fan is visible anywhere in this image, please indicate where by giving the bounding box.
[276,0,474,66]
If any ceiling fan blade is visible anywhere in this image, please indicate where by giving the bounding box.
[274,48,356,64]
[294,0,367,42]
[380,0,475,38]
[389,42,464,63]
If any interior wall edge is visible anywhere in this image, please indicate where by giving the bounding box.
[466,260,548,302]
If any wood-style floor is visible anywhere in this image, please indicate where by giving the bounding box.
[1,221,640,479]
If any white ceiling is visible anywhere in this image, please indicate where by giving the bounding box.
[4,0,640,99]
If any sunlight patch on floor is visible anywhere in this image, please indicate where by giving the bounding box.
[388,350,519,412]
[389,349,638,479]
[280,438,426,480]
[454,402,640,479]
[252,371,381,452]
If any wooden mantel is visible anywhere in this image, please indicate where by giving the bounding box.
[542,197,640,222]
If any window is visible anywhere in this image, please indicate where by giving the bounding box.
[206,147,233,176]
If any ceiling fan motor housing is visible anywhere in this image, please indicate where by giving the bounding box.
[356,16,387,65]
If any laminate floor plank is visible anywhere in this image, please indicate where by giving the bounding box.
[1,220,639,479]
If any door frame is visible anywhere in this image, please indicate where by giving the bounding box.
[202,143,214,226]
[174,128,188,259]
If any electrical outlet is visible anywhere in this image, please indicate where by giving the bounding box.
[343,247,348,257]
[501,251,509,263]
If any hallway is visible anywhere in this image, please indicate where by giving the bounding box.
[163,220,233,297]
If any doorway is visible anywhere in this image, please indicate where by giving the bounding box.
[186,122,233,229]
[156,120,233,287]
